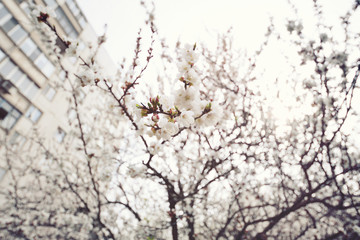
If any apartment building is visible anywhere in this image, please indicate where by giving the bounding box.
[0,0,115,181]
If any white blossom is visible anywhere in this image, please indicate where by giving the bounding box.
[65,39,81,58]
[177,111,194,127]
[201,103,223,127]
[182,43,199,64]
[175,87,199,110]
[127,165,146,178]
[159,95,174,110]
[157,119,178,140]
[78,69,95,86]
[149,143,161,155]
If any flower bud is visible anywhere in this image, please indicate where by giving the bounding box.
[151,114,159,122]
[205,102,212,112]
[37,12,49,23]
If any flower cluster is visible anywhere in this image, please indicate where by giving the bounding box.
[134,44,223,140]
[135,96,179,140]
[177,43,200,87]
[75,60,104,87]
[64,38,81,58]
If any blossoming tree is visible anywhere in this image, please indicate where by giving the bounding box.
[1,0,360,239]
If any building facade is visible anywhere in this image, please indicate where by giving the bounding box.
[0,0,115,182]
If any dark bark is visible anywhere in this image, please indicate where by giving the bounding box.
[169,198,178,240]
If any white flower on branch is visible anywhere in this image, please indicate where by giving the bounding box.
[157,118,178,140]
[175,87,200,110]
[65,39,81,58]
[149,142,161,155]
[77,69,95,86]
[159,95,174,110]
[198,102,223,127]
[181,43,199,64]
[127,165,147,178]
[177,111,195,127]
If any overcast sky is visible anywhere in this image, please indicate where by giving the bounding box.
[76,0,355,64]
[76,0,284,63]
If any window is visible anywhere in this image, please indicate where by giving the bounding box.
[44,0,58,7]
[10,131,26,149]
[0,4,54,77]
[54,127,66,143]
[20,38,38,58]
[34,53,55,77]
[2,17,17,32]
[0,3,11,24]
[0,96,21,130]
[66,0,80,16]
[19,2,31,15]
[8,25,27,44]
[25,105,42,123]
[15,0,30,13]
[18,76,30,90]
[78,16,86,28]
[0,4,55,77]
[0,6,9,21]
[22,81,39,99]
[10,68,24,85]
[55,7,78,38]
[65,0,86,28]
[15,75,40,100]
[0,57,40,100]
[19,37,55,77]
[0,4,27,44]
[29,48,41,61]
[43,85,56,101]
[0,58,16,77]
